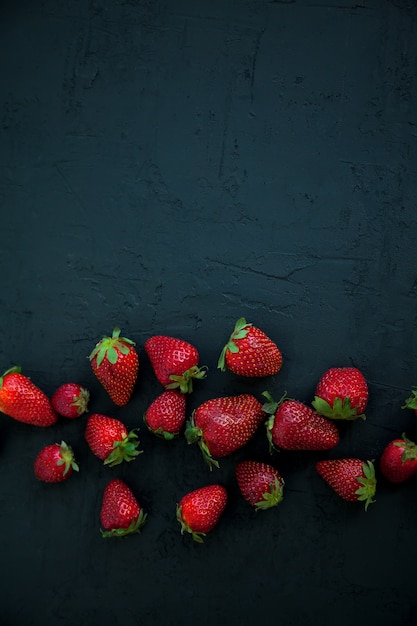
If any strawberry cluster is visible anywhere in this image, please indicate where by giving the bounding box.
[1,318,416,542]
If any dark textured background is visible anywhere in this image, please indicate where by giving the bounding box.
[1,1,417,625]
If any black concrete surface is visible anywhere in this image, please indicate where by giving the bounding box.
[1,1,417,625]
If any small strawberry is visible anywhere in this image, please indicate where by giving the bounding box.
[402,387,417,416]
[34,440,79,483]
[85,413,142,467]
[379,434,417,483]
[89,327,138,406]
[0,366,57,427]
[235,460,284,510]
[312,366,368,420]
[100,478,147,538]
[51,383,90,418]
[176,484,227,543]
[144,335,207,393]
[185,394,265,469]
[218,317,283,378]
[316,458,376,510]
[144,389,186,440]
[262,392,339,451]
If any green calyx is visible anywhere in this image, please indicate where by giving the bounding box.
[176,505,206,543]
[166,365,208,394]
[184,414,219,470]
[312,396,366,421]
[101,509,147,538]
[262,391,287,454]
[356,460,377,511]
[72,387,90,415]
[217,317,252,372]
[89,327,135,366]
[0,365,22,387]
[57,440,79,475]
[402,387,417,410]
[395,433,417,462]
[254,476,284,511]
[104,430,142,467]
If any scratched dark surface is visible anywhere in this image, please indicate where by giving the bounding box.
[1,1,417,624]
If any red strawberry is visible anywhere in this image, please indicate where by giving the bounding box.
[85,413,142,467]
[218,317,283,377]
[89,327,138,406]
[262,392,339,451]
[176,484,227,543]
[316,458,376,510]
[144,335,206,393]
[34,440,79,483]
[51,383,90,418]
[379,434,417,483]
[235,460,284,510]
[0,366,57,427]
[312,366,368,420]
[100,478,147,538]
[144,389,186,440]
[185,394,265,469]
[402,387,417,416]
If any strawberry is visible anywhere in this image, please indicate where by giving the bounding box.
[185,394,265,469]
[89,327,138,406]
[235,460,284,510]
[100,478,147,538]
[51,383,90,418]
[144,389,186,440]
[312,366,368,420]
[176,484,227,543]
[218,317,283,377]
[379,434,417,483]
[0,366,57,427]
[262,392,339,451]
[85,413,142,467]
[34,440,79,483]
[144,335,206,393]
[402,387,417,416]
[316,458,376,510]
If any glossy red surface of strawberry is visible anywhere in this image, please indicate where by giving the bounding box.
[185,394,265,468]
[176,484,227,542]
[34,440,79,483]
[316,458,376,509]
[85,413,142,467]
[0,366,57,427]
[144,335,206,393]
[89,327,138,406]
[236,460,284,510]
[51,383,90,418]
[144,389,186,439]
[312,367,368,420]
[218,317,282,377]
[379,434,417,483]
[100,478,147,538]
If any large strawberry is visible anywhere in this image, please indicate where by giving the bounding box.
[262,392,339,451]
[0,366,57,427]
[235,460,284,510]
[379,434,417,483]
[144,335,206,393]
[51,383,90,418]
[316,458,376,510]
[34,441,79,483]
[85,413,142,467]
[402,387,417,416]
[185,394,265,469]
[100,478,147,538]
[89,327,138,406]
[176,484,227,543]
[218,317,282,377]
[312,366,368,420]
[144,389,186,440]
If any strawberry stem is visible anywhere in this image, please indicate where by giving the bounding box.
[356,460,377,511]
[57,441,79,475]
[101,509,147,538]
[166,365,207,394]
[312,395,366,421]
[403,387,417,410]
[89,327,135,367]
[217,317,252,371]
[103,430,143,467]
[185,415,219,470]
[176,505,206,543]
[254,476,285,510]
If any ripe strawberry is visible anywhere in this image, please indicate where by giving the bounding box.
[144,389,186,440]
[51,383,90,418]
[316,458,376,510]
[85,413,142,467]
[100,478,147,538]
[402,387,417,416]
[34,440,79,483]
[185,394,265,469]
[144,335,206,393]
[176,484,227,543]
[89,327,138,406]
[0,366,57,427]
[379,434,417,483]
[262,392,339,451]
[236,460,284,510]
[312,366,368,420]
[218,317,283,377]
